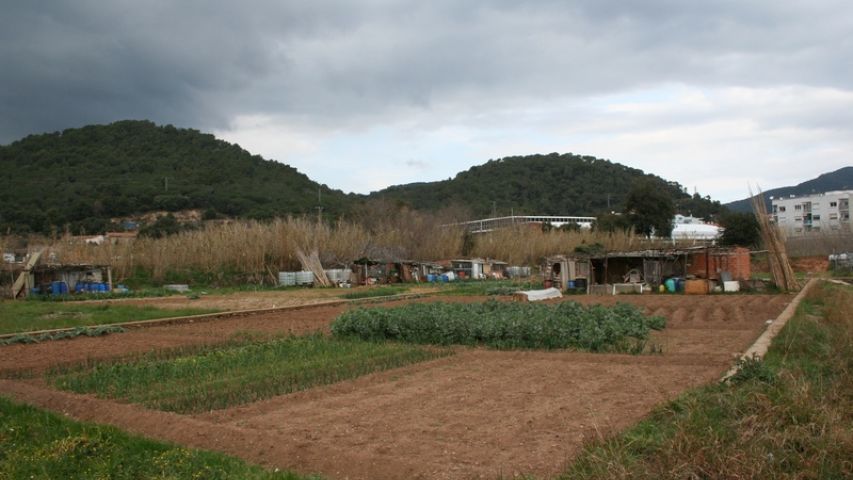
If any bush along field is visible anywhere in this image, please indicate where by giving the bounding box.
[562,281,853,479]
[331,300,666,353]
[0,397,313,480]
[49,334,451,414]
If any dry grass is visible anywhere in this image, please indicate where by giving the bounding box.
[471,226,676,265]
[43,214,466,284]
[12,209,702,286]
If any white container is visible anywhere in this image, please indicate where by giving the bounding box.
[296,271,315,285]
[278,271,297,286]
[324,269,352,284]
[723,281,740,292]
[164,284,190,292]
[507,266,531,278]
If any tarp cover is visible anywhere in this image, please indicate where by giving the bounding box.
[517,287,563,302]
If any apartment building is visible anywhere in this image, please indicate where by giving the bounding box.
[771,190,852,235]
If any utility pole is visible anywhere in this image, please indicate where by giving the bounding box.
[316,187,323,224]
[492,201,497,218]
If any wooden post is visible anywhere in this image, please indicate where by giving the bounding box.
[106,266,113,290]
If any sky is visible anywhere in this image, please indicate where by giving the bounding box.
[2,1,852,203]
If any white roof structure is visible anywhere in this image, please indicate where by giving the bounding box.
[671,222,721,240]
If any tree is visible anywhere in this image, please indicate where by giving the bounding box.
[594,213,631,233]
[625,179,675,238]
[719,211,760,247]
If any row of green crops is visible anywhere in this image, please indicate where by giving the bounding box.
[331,300,666,352]
[49,334,451,414]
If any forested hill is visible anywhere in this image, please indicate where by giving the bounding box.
[369,153,724,219]
[724,166,853,213]
[1,121,724,235]
[0,120,351,234]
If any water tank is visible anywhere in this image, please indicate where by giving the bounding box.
[278,271,297,287]
[296,271,315,285]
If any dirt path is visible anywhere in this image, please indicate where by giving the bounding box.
[0,294,793,479]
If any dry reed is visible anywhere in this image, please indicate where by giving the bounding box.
[36,215,699,285]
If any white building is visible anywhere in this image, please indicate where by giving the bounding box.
[771,190,852,235]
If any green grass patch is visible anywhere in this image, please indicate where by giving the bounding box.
[339,285,409,299]
[0,325,127,346]
[29,283,308,303]
[331,300,665,352]
[562,282,853,479]
[0,302,218,334]
[49,334,451,414]
[0,302,220,335]
[435,279,542,296]
[0,396,313,479]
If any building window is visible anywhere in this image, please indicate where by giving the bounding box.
[830,213,838,220]
[830,201,837,207]
[813,214,821,221]
[779,206,786,212]
[795,217,802,222]
[795,204,802,210]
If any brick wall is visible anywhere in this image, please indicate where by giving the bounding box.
[687,247,751,280]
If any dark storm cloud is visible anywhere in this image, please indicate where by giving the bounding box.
[1,0,851,142]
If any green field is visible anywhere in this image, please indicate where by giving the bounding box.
[0,302,219,335]
[563,282,853,479]
[331,300,665,352]
[0,396,313,479]
[50,334,451,414]
[339,285,410,299]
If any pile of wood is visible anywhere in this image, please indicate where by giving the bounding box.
[751,189,800,291]
[296,248,332,287]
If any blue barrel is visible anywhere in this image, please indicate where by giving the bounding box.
[676,278,686,292]
[59,281,69,295]
[567,280,576,289]
[440,274,448,283]
[51,281,63,295]
[427,274,436,282]
[75,282,85,293]
[97,282,107,292]
[664,278,676,293]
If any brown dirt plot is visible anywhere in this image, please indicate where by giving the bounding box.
[0,294,792,479]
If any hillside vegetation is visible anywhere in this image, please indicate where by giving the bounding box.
[1,121,724,234]
[0,120,351,233]
[371,153,724,219]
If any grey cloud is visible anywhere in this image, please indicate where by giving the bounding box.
[1,0,852,142]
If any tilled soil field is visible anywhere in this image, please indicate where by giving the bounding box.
[0,293,793,479]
